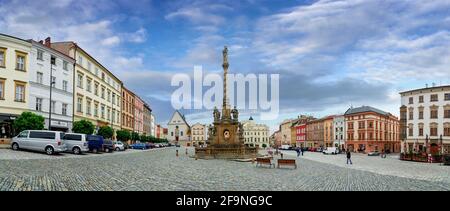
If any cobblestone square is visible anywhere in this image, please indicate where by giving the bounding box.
[1,147,450,191]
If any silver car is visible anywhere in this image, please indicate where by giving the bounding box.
[113,141,125,151]
[11,130,67,155]
[63,133,89,155]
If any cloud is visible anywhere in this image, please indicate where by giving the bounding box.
[101,36,121,46]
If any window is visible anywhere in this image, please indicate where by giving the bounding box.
[419,96,424,103]
[446,108,450,118]
[102,72,105,81]
[16,53,26,71]
[0,79,4,100]
[35,98,42,111]
[107,90,111,102]
[107,77,111,85]
[94,104,98,117]
[419,127,424,136]
[63,61,68,71]
[431,94,438,102]
[51,101,56,113]
[0,48,5,67]
[62,80,68,91]
[358,121,365,129]
[94,83,99,96]
[95,68,99,76]
[431,109,438,119]
[62,103,68,116]
[181,131,183,136]
[409,110,413,120]
[77,74,83,88]
[112,94,116,105]
[77,97,83,113]
[445,93,450,101]
[86,100,91,115]
[87,62,91,72]
[36,72,43,84]
[348,122,354,129]
[51,76,56,88]
[15,82,25,102]
[107,108,110,121]
[63,134,82,141]
[86,79,92,92]
[369,122,373,128]
[29,131,55,139]
[78,56,83,66]
[37,50,44,60]
[101,87,105,99]
[101,105,105,119]
[419,110,424,120]
[430,127,438,136]
[409,97,413,104]
[445,124,450,136]
[112,109,115,123]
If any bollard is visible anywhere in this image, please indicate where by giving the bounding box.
[176,150,179,157]
[195,155,198,160]
[281,153,284,159]
[252,157,255,164]
[186,148,188,155]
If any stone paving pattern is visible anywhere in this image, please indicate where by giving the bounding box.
[1,147,450,191]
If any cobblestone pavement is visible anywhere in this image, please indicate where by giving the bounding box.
[0,148,149,160]
[279,150,450,184]
[1,147,450,191]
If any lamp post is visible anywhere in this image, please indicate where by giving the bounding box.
[48,56,56,130]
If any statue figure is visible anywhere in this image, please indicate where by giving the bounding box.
[212,126,217,136]
[238,123,244,136]
[231,106,239,120]
[213,107,220,122]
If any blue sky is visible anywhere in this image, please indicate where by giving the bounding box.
[2,0,450,132]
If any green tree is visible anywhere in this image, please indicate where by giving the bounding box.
[72,120,95,135]
[97,126,114,139]
[116,130,131,142]
[131,132,140,141]
[262,144,267,148]
[13,112,45,135]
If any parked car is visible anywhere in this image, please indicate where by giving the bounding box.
[316,147,323,152]
[62,133,89,155]
[87,135,105,153]
[368,151,380,156]
[113,141,125,151]
[443,155,450,166]
[323,147,338,155]
[130,143,147,150]
[11,130,67,155]
[102,140,115,153]
[146,143,155,149]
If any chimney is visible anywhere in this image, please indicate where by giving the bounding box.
[44,37,51,47]
[39,40,44,44]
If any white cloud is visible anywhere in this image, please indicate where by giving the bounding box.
[101,36,121,46]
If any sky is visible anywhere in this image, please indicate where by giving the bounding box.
[1,0,450,132]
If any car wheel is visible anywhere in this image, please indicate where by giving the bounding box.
[105,148,110,153]
[45,146,54,155]
[73,147,81,155]
[12,143,19,151]
[115,147,120,151]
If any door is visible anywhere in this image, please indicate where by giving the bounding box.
[16,131,29,149]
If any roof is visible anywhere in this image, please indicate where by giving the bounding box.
[344,106,389,116]
[0,33,32,46]
[30,40,75,63]
[399,85,450,94]
[167,110,190,127]
[249,116,254,121]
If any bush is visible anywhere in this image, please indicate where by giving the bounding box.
[13,112,45,135]
[116,130,131,142]
[72,120,95,135]
[262,144,267,148]
[97,126,114,139]
[131,132,140,141]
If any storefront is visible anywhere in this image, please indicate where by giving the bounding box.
[0,113,18,144]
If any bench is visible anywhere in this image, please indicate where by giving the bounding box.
[277,159,297,169]
[256,158,274,168]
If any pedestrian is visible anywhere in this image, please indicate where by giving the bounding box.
[346,151,352,165]
[301,147,304,156]
[296,147,300,157]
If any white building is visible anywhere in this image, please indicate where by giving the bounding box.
[400,85,450,153]
[167,110,190,145]
[191,123,206,146]
[29,39,75,132]
[333,115,345,150]
[242,117,270,148]
[150,113,156,137]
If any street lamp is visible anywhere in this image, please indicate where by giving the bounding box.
[48,56,56,130]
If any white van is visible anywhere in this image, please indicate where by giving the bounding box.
[323,147,338,155]
[62,133,89,154]
[11,130,67,155]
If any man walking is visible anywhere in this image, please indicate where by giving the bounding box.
[296,147,300,157]
[346,150,352,165]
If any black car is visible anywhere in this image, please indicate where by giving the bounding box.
[443,155,450,166]
[102,140,115,153]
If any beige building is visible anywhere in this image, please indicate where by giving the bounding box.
[52,42,122,137]
[280,119,294,146]
[242,117,270,148]
[191,123,206,146]
[0,34,32,143]
[167,110,190,146]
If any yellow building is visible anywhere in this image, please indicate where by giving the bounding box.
[52,42,122,137]
[0,34,32,143]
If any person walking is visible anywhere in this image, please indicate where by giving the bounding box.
[301,147,304,156]
[296,147,300,157]
[346,151,352,165]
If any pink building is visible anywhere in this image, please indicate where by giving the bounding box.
[296,124,307,147]
[134,96,144,134]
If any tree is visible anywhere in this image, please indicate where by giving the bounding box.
[72,120,95,135]
[262,144,267,149]
[13,112,45,135]
[97,126,114,139]
[116,130,131,142]
[131,132,140,141]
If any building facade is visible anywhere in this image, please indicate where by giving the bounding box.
[280,119,294,146]
[121,87,134,132]
[333,115,345,150]
[292,115,315,147]
[52,42,122,137]
[306,118,324,148]
[167,110,190,146]
[400,86,450,154]
[143,103,152,135]
[134,95,144,134]
[345,106,400,153]
[242,117,270,148]
[0,34,32,143]
[323,116,335,147]
[29,39,75,132]
[191,123,206,146]
[150,113,156,137]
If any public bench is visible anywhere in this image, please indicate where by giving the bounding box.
[277,159,297,169]
[256,158,274,168]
